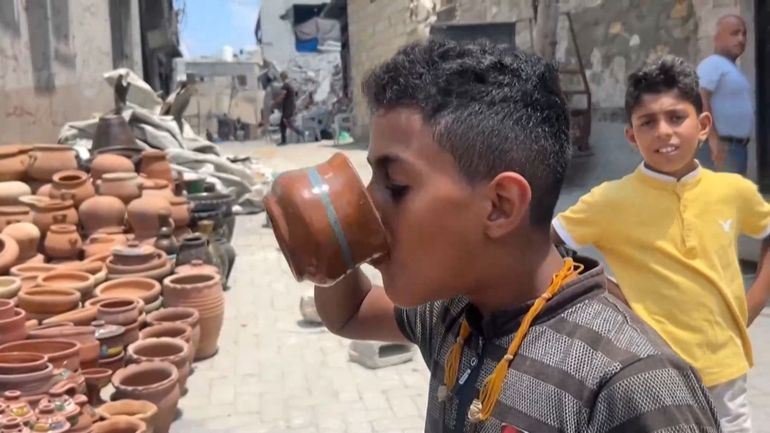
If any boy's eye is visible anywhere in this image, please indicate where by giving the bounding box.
[640,120,653,127]
[386,184,409,202]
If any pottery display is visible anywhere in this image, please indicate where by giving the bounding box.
[92,415,148,433]
[264,152,389,286]
[0,182,31,206]
[1,391,35,424]
[26,145,78,182]
[174,234,210,267]
[30,198,78,234]
[30,402,70,433]
[139,150,173,185]
[2,223,40,262]
[0,308,28,344]
[97,173,142,204]
[81,367,112,406]
[92,114,138,154]
[96,400,157,433]
[145,308,200,357]
[167,197,190,229]
[16,287,81,319]
[28,324,99,370]
[126,197,172,240]
[0,277,21,299]
[0,147,28,182]
[39,387,79,427]
[49,170,95,207]
[43,224,82,260]
[139,179,174,202]
[90,154,135,181]
[36,271,94,299]
[0,206,32,230]
[111,361,179,433]
[78,196,127,236]
[97,298,142,326]
[94,278,161,306]
[162,273,223,360]
[0,339,80,371]
[126,337,191,392]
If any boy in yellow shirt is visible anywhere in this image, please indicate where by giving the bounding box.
[553,55,770,433]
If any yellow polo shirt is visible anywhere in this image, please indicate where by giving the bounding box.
[553,164,770,387]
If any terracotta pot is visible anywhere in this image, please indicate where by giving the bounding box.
[109,242,157,267]
[27,145,78,182]
[139,179,174,202]
[0,181,31,206]
[16,287,81,317]
[0,146,28,182]
[10,263,57,278]
[0,416,31,433]
[28,324,98,370]
[69,394,96,433]
[1,390,35,424]
[126,197,172,241]
[167,197,190,229]
[106,252,171,282]
[39,386,79,426]
[81,367,112,407]
[143,296,163,313]
[0,206,32,230]
[138,323,192,349]
[0,277,21,300]
[94,278,161,306]
[0,339,80,371]
[37,271,94,299]
[0,352,47,376]
[78,196,126,236]
[0,308,28,345]
[98,351,125,375]
[36,183,53,197]
[42,307,98,327]
[92,114,138,154]
[2,223,40,262]
[162,272,222,304]
[90,154,135,181]
[92,319,125,356]
[31,402,70,433]
[162,273,223,360]
[126,338,190,392]
[60,261,107,287]
[96,400,157,433]
[138,150,173,185]
[92,415,148,433]
[97,173,142,204]
[175,235,210,267]
[43,224,82,260]
[83,234,126,259]
[31,199,78,234]
[173,259,219,276]
[50,170,95,207]
[264,152,388,286]
[111,361,179,433]
[145,308,199,357]
[106,251,167,276]
[0,299,13,320]
[97,298,141,326]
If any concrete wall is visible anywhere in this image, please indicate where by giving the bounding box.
[260,0,329,70]
[0,0,142,144]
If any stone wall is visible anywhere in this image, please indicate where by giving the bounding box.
[0,0,142,144]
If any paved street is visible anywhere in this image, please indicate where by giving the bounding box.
[171,139,770,433]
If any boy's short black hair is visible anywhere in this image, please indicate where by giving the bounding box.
[362,39,570,230]
[625,55,702,122]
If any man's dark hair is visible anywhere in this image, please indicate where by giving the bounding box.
[362,39,570,229]
[625,55,702,122]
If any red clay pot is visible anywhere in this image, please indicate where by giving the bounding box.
[50,170,95,207]
[28,324,99,370]
[145,308,199,357]
[96,298,142,326]
[16,287,81,318]
[139,150,173,185]
[90,154,135,181]
[126,337,191,392]
[0,308,28,345]
[96,401,156,433]
[0,339,80,371]
[111,361,179,433]
[26,145,77,182]
[43,224,82,260]
[79,196,126,236]
[94,278,161,306]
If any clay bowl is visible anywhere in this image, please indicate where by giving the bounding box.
[27,323,98,368]
[0,308,28,344]
[91,415,147,433]
[9,263,57,278]
[96,400,157,431]
[97,298,142,326]
[36,270,95,298]
[94,278,161,306]
[110,242,157,267]
[0,299,14,320]
[0,352,48,375]
[42,306,98,327]
[263,152,389,286]
[0,338,80,371]
[0,362,56,397]
[16,287,81,316]
[85,251,113,265]
[0,277,21,300]
[138,322,192,345]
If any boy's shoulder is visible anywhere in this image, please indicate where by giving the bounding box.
[699,168,759,197]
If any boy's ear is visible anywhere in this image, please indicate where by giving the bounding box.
[697,111,713,142]
[625,125,639,151]
[483,172,531,238]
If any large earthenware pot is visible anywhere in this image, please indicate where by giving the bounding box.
[0,339,80,371]
[138,150,173,185]
[97,173,142,204]
[17,288,81,319]
[27,145,78,182]
[0,146,28,182]
[2,223,40,262]
[127,198,172,241]
[161,273,223,360]
[0,235,19,275]
[145,308,199,357]
[0,278,21,300]
[37,271,94,299]
[0,206,32,230]
[90,154,135,181]
[28,324,99,370]
[92,415,148,433]
[49,170,95,207]
[96,401,156,433]
[111,361,179,433]
[43,224,82,260]
[126,337,190,392]
[94,278,161,306]
[0,181,31,206]
[92,114,137,154]
[78,196,126,237]
[264,152,389,286]
[0,308,27,344]
[30,199,78,234]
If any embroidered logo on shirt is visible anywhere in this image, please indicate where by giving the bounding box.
[501,425,528,433]
[718,219,733,233]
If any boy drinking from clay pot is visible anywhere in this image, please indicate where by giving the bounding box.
[552,55,770,432]
[314,40,720,432]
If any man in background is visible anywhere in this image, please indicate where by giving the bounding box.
[273,72,303,145]
[697,14,754,175]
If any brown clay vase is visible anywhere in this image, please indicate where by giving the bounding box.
[17,287,81,319]
[0,235,19,275]
[37,271,94,299]
[81,367,112,407]
[126,337,191,392]
[264,152,389,286]
[31,198,78,234]
[167,196,190,229]
[92,415,148,433]
[96,298,142,326]
[126,197,172,240]
[96,401,156,433]
[49,170,95,207]
[79,196,127,236]
[27,145,78,182]
[0,308,28,345]
[92,114,138,154]
[43,224,82,260]
[97,173,142,204]
[94,278,161,306]
[0,339,80,371]
[0,206,32,230]
[2,223,40,262]
[0,181,31,206]
[111,361,179,433]
[28,324,99,370]
[138,150,173,185]
[90,154,135,181]
[161,273,223,360]
[0,146,28,182]
[145,308,200,357]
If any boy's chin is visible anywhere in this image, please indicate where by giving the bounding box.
[383,280,432,308]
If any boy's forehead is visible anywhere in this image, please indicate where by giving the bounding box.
[633,91,694,117]
[368,109,433,164]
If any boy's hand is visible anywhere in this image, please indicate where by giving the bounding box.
[709,138,726,169]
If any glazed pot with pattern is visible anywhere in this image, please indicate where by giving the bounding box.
[2,223,39,262]
[0,146,28,182]
[36,271,94,299]
[1,391,35,424]
[126,337,191,392]
[30,402,70,433]
[0,181,31,206]
[43,224,82,260]
[145,308,200,357]
[96,298,141,326]
[49,170,95,207]
[26,145,78,182]
[96,400,157,433]
[0,308,28,345]
[94,278,161,306]
[90,154,135,181]
[0,278,21,300]
[31,198,78,234]
[0,206,32,230]
[97,173,142,204]
[92,415,148,433]
[79,196,126,236]
[127,197,172,240]
[111,361,179,433]
[138,150,173,185]
[28,324,99,370]
[0,339,80,372]
[16,288,81,320]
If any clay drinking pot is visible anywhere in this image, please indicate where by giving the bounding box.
[168,196,190,228]
[90,154,135,181]
[0,146,28,181]
[30,198,79,234]
[27,145,78,182]
[145,308,200,357]
[264,152,389,286]
[92,113,138,154]
[49,170,95,207]
[0,235,19,275]
[2,223,40,262]
[92,415,148,433]
[111,361,179,433]
[37,271,94,299]
[0,339,80,371]
[139,150,173,185]
[161,272,223,360]
[43,224,82,260]
[78,196,126,236]
[126,337,191,392]
[97,173,143,204]
[96,401,157,433]
[0,181,31,205]
[0,308,27,344]
[96,298,142,326]
[16,287,81,320]
[0,206,32,230]
[127,197,172,240]
[0,278,21,300]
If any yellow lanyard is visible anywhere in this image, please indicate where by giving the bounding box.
[438,258,583,423]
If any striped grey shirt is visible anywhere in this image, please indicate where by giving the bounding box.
[395,257,720,433]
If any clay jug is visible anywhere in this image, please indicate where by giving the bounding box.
[0,182,31,206]
[31,198,78,234]
[138,150,173,184]
[92,114,138,154]
[126,337,191,392]
[2,223,40,262]
[167,197,190,229]
[0,146,28,182]
[27,145,78,182]
[127,198,172,240]
[139,179,174,202]
[111,361,179,433]
[0,206,32,230]
[49,170,95,207]
[0,235,20,275]
[43,224,82,260]
[79,196,126,236]
[97,173,142,204]
[90,154,135,181]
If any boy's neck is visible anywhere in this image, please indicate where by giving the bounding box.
[643,160,699,180]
